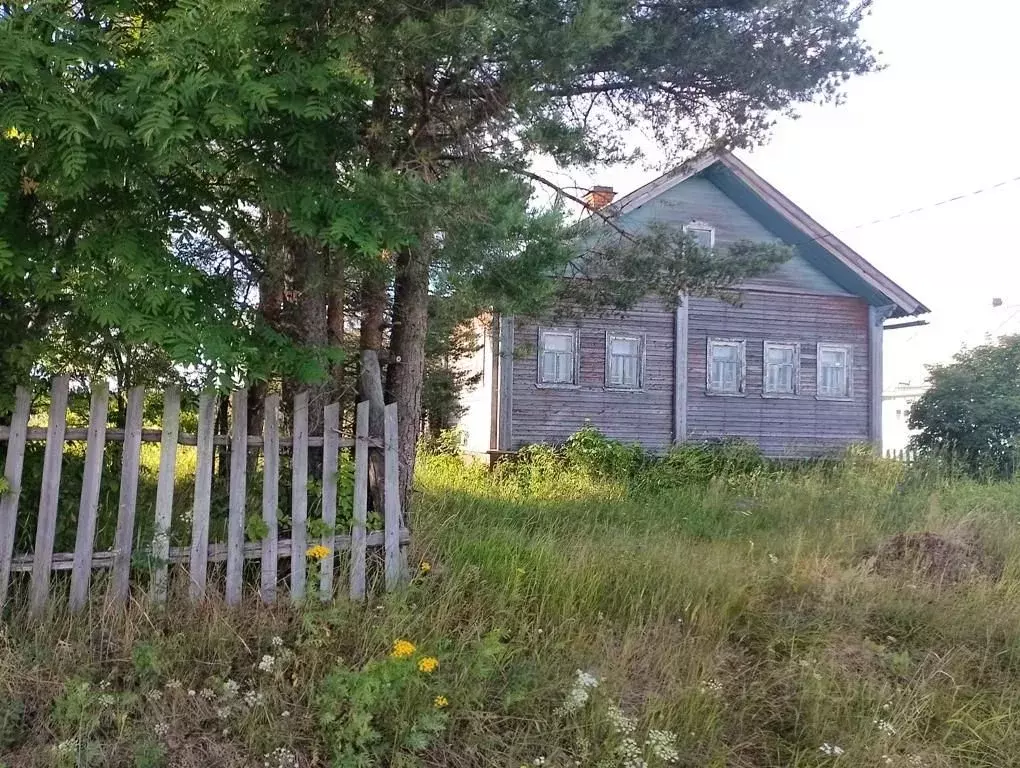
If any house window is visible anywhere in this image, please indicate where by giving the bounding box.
[817,343,852,399]
[763,341,799,396]
[684,221,715,249]
[707,339,745,395]
[537,328,579,386]
[606,333,644,389]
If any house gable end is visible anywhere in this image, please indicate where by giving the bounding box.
[615,172,850,296]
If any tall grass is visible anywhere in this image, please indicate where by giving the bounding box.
[4,438,1020,767]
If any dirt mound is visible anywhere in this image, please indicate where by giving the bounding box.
[866,530,1001,584]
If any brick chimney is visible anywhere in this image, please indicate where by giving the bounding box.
[583,185,616,210]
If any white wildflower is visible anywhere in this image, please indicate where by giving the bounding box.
[244,690,265,708]
[99,680,111,691]
[768,553,779,564]
[154,722,170,738]
[607,704,638,736]
[819,743,845,757]
[258,654,276,673]
[533,758,546,766]
[617,737,646,768]
[875,719,897,736]
[647,729,680,764]
[216,706,232,720]
[145,689,163,702]
[164,678,182,690]
[883,756,893,765]
[200,688,216,700]
[223,679,240,697]
[271,636,285,649]
[281,710,291,718]
[56,738,78,755]
[698,679,723,695]
[555,669,600,715]
[263,747,299,768]
[187,689,196,697]
[98,694,116,707]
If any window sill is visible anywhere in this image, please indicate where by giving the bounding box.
[815,394,854,402]
[604,386,645,393]
[535,382,581,390]
[705,390,746,397]
[761,392,799,399]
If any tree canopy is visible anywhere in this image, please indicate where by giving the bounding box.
[909,335,1020,476]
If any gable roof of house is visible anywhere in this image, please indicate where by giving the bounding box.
[606,149,929,319]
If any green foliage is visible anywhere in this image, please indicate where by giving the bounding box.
[563,422,647,479]
[131,739,167,768]
[0,697,25,751]
[315,643,450,767]
[909,334,1020,476]
[0,476,9,498]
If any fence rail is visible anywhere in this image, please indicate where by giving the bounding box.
[0,377,408,615]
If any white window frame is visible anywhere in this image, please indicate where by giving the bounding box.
[706,338,746,396]
[683,220,716,249]
[816,342,853,400]
[536,327,580,388]
[762,341,800,397]
[604,332,645,391]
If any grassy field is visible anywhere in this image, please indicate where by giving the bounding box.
[3,443,1020,767]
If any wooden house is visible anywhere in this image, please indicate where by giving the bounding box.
[456,150,928,458]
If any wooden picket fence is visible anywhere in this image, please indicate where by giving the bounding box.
[0,377,409,616]
[884,448,918,463]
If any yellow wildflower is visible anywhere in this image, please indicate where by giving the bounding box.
[418,656,439,674]
[433,695,448,709]
[306,544,330,560]
[391,639,416,659]
[419,561,432,574]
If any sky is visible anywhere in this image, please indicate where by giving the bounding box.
[558,0,1020,390]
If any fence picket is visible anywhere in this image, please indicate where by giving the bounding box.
[319,402,340,601]
[150,388,181,604]
[290,392,309,601]
[188,393,216,600]
[109,386,145,606]
[28,376,70,615]
[225,389,248,606]
[383,403,403,591]
[0,387,32,610]
[260,394,280,603]
[69,383,110,612]
[349,401,369,601]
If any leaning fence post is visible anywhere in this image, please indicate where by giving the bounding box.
[0,386,32,612]
[69,383,110,612]
[383,403,403,591]
[109,386,145,606]
[260,394,280,603]
[188,393,216,601]
[29,376,70,616]
[150,387,181,605]
[319,402,340,601]
[290,392,309,601]
[349,401,369,601]
[225,389,248,606]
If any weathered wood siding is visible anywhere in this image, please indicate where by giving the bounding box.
[511,298,675,451]
[686,290,870,456]
[619,175,849,295]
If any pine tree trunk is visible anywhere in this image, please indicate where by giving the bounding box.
[291,235,330,441]
[385,245,430,515]
[326,250,346,418]
[359,274,389,513]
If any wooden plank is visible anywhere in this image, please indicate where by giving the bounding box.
[349,401,369,600]
[225,389,248,606]
[109,386,145,606]
[319,402,340,601]
[869,305,892,450]
[149,387,181,605]
[0,387,32,610]
[674,295,689,443]
[497,315,514,450]
[69,383,110,613]
[260,394,280,603]
[188,393,216,600]
[9,528,410,572]
[0,426,375,449]
[28,376,70,615]
[383,402,402,591]
[290,391,308,601]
